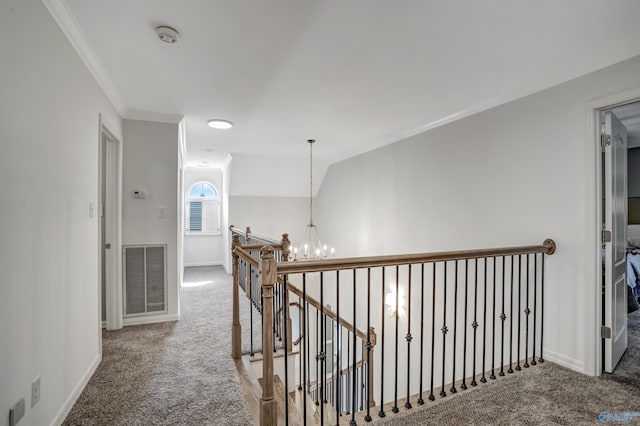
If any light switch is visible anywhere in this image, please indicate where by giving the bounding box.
[89,201,95,218]
[158,206,165,218]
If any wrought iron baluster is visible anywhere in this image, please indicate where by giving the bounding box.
[336,271,341,420]
[379,267,386,418]
[490,256,497,380]
[393,265,400,413]
[418,263,426,404]
[283,274,289,426]
[365,268,372,422]
[516,255,522,371]
[451,260,459,394]
[532,253,538,366]
[508,256,514,374]
[351,269,357,426]
[440,261,448,397]
[524,254,530,369]
[481,258,487,384]
[249,263,254,356]
[499,256,506,377]
[405,264,413,409]
[471,259,478,387]
[539,254,545,363]
[429,263,436,400]
[320,273,325,426]
[461,260,469,390]
[303,274,308,424]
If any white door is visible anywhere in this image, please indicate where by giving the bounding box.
[603,111,628,373]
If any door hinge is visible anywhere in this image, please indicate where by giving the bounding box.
[602,230,612,243]
[601,133,612,147]
[601,326,611,339]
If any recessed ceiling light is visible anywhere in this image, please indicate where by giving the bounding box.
[207,119,233,130]
[205,148,214,152]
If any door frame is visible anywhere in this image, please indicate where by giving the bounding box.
[98,114,123,335]
[590,88,640,376]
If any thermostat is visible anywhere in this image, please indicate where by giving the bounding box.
[132,190,146,199]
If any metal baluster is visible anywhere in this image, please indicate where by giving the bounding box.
[490,257,497,380]
[499,256,506,377]
[406,264,413,409]
[461,260,469,390]
[316,309,320,405]
[351,269,357,426]
[299,295,303,390]
[524,255,530,369]
[273,281,277,353]
[365,268,372,422]
[508,256,514,374]
[336,271,341,420]
[347,329,351,415]
[360,341,365,411]
[418,264,426,404]
[471,259,478,387]
[539,254,545,363]
[379,267,386,418]
[429,263,436,400]
[303,274,308,424]
[284,275,290,426]
[481,258,487,384]
[516,255,522,371]
[440,261,448,397]
[451,260,459,393]
[249,263,254,356]
[532,254,538,366]
[393,265,400,413]
[320,273,325,426]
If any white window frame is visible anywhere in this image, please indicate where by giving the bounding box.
[186,182,221,235]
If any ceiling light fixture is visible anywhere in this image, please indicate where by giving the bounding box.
[207,119,233,130]
[155,25,180,44]
[293,139,334,261]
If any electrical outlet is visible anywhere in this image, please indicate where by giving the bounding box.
[9,397,25,426]
[31,376,40,407]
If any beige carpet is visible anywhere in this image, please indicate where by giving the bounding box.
[63,266,252,425]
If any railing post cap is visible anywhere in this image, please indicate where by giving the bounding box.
[261,245,275,258]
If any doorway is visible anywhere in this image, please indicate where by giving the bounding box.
[599,99,640,378]
[100,122,123,331]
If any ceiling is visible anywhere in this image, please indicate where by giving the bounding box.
[60,0,640,171]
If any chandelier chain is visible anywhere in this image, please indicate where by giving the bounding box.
[309,139,314,226]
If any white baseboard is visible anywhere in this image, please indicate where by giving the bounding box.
[542,349,585,374]
[183,261,223,267]
[51,353,101,426]
[123,313,179,326]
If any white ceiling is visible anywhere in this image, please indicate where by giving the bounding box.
[61,0,640,172]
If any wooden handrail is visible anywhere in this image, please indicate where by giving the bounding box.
[234,246,260,268]
[278,275,375,345]
[277,239,556,274]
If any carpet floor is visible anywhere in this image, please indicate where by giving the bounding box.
[63,266,252,426]
[602,308,640,388]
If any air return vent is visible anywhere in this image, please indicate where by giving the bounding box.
[123,245,167,316]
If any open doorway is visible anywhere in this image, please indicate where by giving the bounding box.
[599,100,640,382]
[99,121,122,331]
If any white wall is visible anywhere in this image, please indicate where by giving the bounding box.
[122,119,179,324]
[221,155,232,272]
[0,1,122,425]
[183,168,224,267]
[229,196,309,247]
[315,55,640,378]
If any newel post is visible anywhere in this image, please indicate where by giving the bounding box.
[260,246,278,425]
[281,233,291,261]
[245,226,252,244]
[231,235,242,359]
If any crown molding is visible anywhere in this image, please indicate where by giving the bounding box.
[42,0,127,116]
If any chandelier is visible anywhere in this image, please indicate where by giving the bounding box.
[293,139,334,261]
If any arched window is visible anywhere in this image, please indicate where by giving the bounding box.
[186,182,220,234]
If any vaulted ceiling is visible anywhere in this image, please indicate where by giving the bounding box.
[57,1,640,175]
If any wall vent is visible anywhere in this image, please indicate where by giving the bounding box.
[123,245,167,316]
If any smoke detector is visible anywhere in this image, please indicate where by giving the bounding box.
[155,26,180,44]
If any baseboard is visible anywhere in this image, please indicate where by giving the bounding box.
[123,313,179,326]
[51,353,101,425]
[183,261,223,267]
[542,349,585,374]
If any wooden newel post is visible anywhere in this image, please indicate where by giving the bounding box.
[245,226,252,244]
[231,235,242,359]
[260,246,278,426]
[281,233,291,261]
